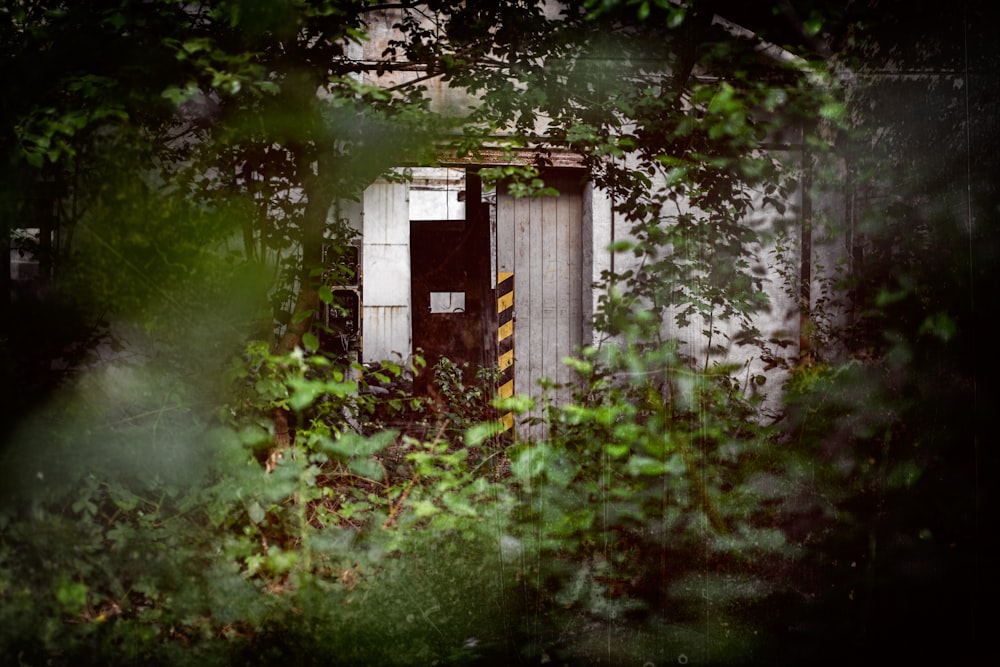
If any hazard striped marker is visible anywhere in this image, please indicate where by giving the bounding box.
[497,271,515,432]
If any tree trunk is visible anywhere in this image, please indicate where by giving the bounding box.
[274,148,336,355]
[268,145,337,465]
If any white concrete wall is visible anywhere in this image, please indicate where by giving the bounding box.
[586,150,807,417]
[361,179,411,362]
[359,9,475,117]
[582,181,613,348]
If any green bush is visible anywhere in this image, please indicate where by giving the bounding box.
[0,346,526,666]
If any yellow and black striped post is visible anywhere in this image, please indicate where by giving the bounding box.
[496,271,515,432]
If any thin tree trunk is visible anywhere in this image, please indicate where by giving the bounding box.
[268,146,337,467]
[276,146,337,351]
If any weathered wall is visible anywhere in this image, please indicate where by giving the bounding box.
[341,5,842,424]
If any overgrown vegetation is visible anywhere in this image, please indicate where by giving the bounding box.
[2,1,992,665]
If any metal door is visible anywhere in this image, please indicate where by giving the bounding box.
[409,173,492,395]
[496,171,585,418]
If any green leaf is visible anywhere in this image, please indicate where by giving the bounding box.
[255,377,287,400]
[291,309,314,324]
[626,455,666,476]
[255,80,280,95]
[162,83,200,105]
[55,578,89,614]
[606,443,630,459]
[708,83,739,115]
[412,500,440,518]
[804,15,823,37]
[246,501,266,525]
[663,452,686,475]
[818,101,846,121]
[323,430,397,460]
[919,312,957,342]
[302,331,319,352]
[288,380,321,411]
[887,461,922,489]
[24,151,45,168]
[465,421,501,447]
[511,442,550,481]
[108,482,139,511]
[349,457,384,481]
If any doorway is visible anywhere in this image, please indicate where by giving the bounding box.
[409,171,493,395]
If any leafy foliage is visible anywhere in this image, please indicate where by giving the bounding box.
[0,342,526,665]
[1,1,993,665]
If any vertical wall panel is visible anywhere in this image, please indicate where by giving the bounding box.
[497,187,516,275]
[514,192,536,394]
[362,181,411,362]
[568,188,584,359]
[555,191,571,386]
[540,194,557,391]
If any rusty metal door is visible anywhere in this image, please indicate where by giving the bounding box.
[409,174,492,394]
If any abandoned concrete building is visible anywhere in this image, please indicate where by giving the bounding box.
[310,6,832,430]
